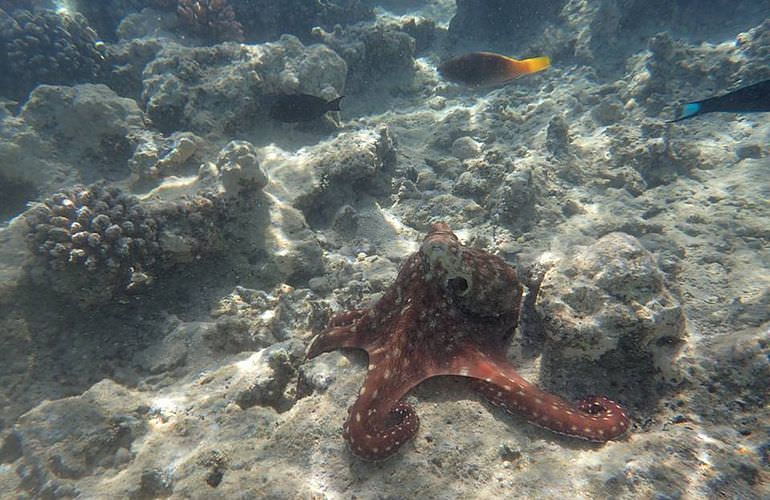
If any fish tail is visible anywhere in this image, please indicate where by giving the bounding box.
[510,56,551,76]
[667,102,702,123]
[327,96,344,112]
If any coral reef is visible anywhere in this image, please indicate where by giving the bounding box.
[208,285,321,353]
[535,233,685,371]
[24,183,162,304]
[59,2,166,47]
[70,1,178,42]
[206,288,315,409]
[82,0,373,45]
[0,86,137,229]
[450,136,482,160]
[623,30,770,118]
[229,339,304,412]
[150,190,228,264]
[448,0,565,46]
[23,183,229,306]
[19,84,146,180]
[0,83,150,224]
[0,8,105,100]
[230,0,373,43]
[69,1,130,41]
[264,126,396,228]
[129,131,204,181]
[602,121,700,191]
[448,0,768,75]
[111,5,178,43]
[311,19,419,93]
[0,1,768,498]
[440,144,538,231]
[98,38,163,99]
[4,380,146,498]
[216,140,268,198]
[176,0,243,42]
[140,35,346,137]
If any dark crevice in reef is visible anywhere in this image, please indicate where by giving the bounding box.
[0,175,37,223]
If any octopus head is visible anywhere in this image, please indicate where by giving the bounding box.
[420,223,523,322]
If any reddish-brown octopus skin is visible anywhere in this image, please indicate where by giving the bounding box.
[306,222,630,461]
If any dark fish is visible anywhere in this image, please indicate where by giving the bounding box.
[438,52,550,87]
[268,93,343,123]
[669,79,770,122]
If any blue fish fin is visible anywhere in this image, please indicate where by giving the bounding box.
[668,102,702,123]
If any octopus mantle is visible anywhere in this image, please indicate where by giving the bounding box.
[307,222,629,461]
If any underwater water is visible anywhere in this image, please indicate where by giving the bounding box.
[1,0,769,498]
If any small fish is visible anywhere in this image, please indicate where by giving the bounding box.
[268,94,344,123]
[438,51,551,87]
[669,79,770,122]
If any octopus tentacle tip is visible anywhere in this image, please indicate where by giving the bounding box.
[307,222,630,459]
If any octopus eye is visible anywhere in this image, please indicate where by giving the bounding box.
[447,276,469,295]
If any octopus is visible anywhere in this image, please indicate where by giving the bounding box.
[306,222,630,461]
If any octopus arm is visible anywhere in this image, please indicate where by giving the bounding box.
[342,364,423,461]
[306,310,371,358]
[446,345,630,442]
